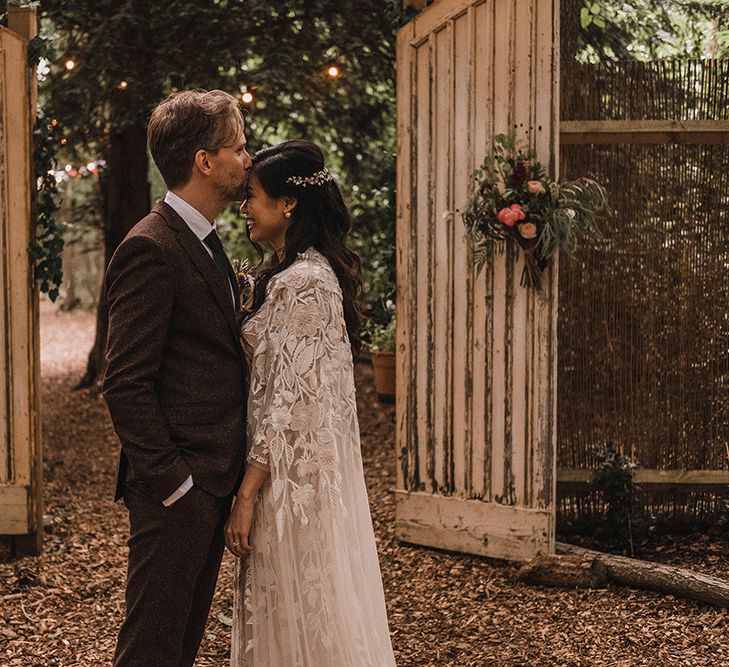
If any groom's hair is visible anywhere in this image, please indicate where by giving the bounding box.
[147,89,245,188]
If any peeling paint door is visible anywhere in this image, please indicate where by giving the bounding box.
[395,0,559,561]
[0,10,43,554]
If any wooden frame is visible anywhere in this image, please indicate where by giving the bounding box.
[558,66,729,508]
[560,120,729,145]
[396,491,551,561]
[558,468,729,492]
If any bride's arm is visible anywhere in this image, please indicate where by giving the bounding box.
[225,464,269,558]
[226,260,344,556]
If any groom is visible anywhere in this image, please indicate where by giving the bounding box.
[103,90,251,667]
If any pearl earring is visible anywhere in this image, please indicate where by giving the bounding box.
[284,211,291,218]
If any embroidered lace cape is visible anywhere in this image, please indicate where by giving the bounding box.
[231,248,396,667]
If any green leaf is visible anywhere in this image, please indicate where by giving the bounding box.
[580,7,592,29]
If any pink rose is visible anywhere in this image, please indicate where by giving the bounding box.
[497,204,526,227]
[518,222,538,239]
[527,180,545,194]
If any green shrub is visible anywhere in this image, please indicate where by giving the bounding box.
[362,307,396,353]
[591,442,650,555]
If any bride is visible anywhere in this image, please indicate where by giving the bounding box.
[225,140,397,667]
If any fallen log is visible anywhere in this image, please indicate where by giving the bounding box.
[516,552,608,589]
[549,542,729,608]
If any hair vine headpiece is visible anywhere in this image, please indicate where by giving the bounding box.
[286,169,334,187]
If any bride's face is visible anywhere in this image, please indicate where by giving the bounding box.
[241,173,293,248]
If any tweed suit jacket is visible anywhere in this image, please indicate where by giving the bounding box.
[102,201,248,503]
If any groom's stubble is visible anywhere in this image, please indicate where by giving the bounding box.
[209,125,252,206]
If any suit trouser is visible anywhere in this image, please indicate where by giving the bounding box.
[114,481,231,667]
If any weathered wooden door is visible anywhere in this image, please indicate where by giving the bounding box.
[0,9,43,554]
[395,0,559,561]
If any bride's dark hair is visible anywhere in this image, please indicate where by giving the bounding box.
[245,140,365,353]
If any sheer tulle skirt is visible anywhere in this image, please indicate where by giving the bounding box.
[230,435,396,667]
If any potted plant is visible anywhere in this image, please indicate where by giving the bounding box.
[363,301,396,403]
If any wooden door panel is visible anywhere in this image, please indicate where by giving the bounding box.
[0,13,42,550]
[396,0,559,561]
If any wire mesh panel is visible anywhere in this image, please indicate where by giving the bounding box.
[563,60,729,123]
[558,59,729,524]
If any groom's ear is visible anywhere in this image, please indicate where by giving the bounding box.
[193,149,213,177]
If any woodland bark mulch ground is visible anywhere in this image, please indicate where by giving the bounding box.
[1,301,728,666]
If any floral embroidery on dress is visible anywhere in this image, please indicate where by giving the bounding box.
[231,248,396,667]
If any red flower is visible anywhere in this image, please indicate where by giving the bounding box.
[497,204,526,227]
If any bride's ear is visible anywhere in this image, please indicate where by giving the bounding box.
[283,195,298,216]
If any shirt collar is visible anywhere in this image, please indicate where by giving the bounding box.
[164,190,215,241]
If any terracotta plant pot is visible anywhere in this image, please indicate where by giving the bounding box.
[371,351,396,403]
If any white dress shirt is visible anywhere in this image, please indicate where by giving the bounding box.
[161,190,234,506]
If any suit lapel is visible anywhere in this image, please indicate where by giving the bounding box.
[153,202,241,347]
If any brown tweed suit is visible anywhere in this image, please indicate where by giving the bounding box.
[102,201,248,667]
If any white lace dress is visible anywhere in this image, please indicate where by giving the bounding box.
[231,248,396,667]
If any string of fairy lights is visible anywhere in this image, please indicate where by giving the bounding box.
[52,58,343,181]
[48,160,105,183]
[62,58,342,103]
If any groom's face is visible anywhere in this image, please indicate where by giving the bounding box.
[209,121,252,201]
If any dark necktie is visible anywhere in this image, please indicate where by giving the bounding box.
[203,229,229,279]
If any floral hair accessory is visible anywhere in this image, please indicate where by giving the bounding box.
[286,169,334,187]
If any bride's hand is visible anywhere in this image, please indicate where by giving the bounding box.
[225,496,256,558]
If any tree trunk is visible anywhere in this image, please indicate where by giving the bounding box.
[75,122,150,391]
[59,178,81,311]
[552,542,729,608]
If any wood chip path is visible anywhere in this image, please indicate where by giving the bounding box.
[1,302,727,666]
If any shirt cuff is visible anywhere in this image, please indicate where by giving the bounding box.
[162,474,193,506]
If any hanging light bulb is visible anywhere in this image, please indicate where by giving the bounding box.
[65,59,76,71]
[118,80,128,90]
[239,85,254,104]
[327,65,340,78]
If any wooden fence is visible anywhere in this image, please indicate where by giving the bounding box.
[0,8,42,554]
[395,0,559,562]
[557,57,729,525]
